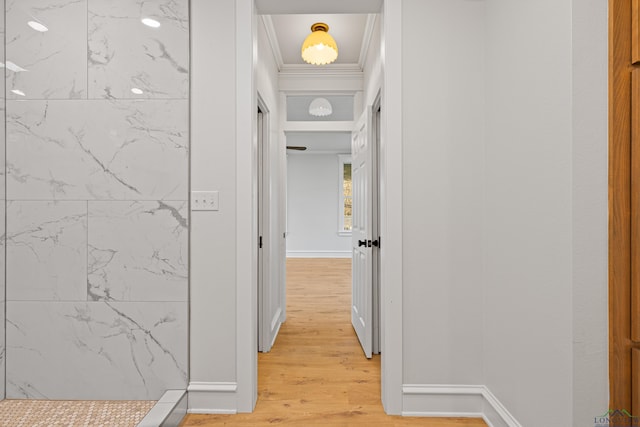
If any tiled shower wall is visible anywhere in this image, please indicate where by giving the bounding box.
[0,0,5,401]
[3,0,189,399]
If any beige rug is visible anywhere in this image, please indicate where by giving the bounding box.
[0,399,155,427]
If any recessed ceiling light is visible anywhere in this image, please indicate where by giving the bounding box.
[141,18,161,28]
[11,89,26,97]
[27,21,48,32]
[131,87,144,95]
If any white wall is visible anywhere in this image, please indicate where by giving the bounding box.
[287,153,352,257]
[190,0,238,409]
[401,0,607,425]
[571,0,609,423]
[484,0,573,423]
[401,0,485,386]
[483,1,607,426]
[190,0,608,421]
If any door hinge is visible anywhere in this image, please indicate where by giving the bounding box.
[259,236,263,249]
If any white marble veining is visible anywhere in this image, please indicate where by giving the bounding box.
[6,201,87,301]
[6,0,87,99]
[6,301,187,400]
[88,201,188,302]
[7,99,188,200]
[88,0,189,99]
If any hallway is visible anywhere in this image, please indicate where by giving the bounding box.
[181,258,486,426]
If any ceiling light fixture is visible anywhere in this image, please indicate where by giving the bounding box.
[27,21,48,32]
[301,23,338,65]
[309,98,333,117]
[141,18,161,28]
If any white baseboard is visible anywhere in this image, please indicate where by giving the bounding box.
[402,384,522,427]
[187,382,237,414]
[286,251,352,258]
[482,387,523,427]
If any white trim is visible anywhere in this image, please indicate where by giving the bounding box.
[482,387,523,427]
[279,71,363,93]
[136,390,187,427]
[188,382,238,392]
[260,15,284,71]
[401,385,522,427]
[380,0,403,415]
[280,63,363,75]
[235,0,258,413]
[286,251,352,258]
[358,14,378,69]
[239,0,404,417]
[187,382,238,415]
[282,121,355,133]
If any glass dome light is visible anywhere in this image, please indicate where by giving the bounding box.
[301,23,338,65]
[309,98,333,117]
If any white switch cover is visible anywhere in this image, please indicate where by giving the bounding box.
[191,191,219,211]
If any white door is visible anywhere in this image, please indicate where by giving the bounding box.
[258,104,284,352]
[352,107,373,358]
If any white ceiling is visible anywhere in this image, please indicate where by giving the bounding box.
[255,0,382,15]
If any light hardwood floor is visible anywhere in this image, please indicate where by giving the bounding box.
[181,258,487,427]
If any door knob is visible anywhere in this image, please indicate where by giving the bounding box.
[358,239,367,247]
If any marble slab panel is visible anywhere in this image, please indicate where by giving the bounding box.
[6,201,87,301]
[88,0,189,99]
[0,100,6,201]
[7,99,188,200]
[88,201,188,302]
[6,0,87,100]
[6,301,187,400]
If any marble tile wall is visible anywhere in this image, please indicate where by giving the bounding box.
[4,0,189,400]
[0,0,5,401]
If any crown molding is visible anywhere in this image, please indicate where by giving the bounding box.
[260,15,284,70]
[358,14,378,69]
[279,63,363,76]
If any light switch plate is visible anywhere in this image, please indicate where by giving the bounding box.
[191,191,219,211]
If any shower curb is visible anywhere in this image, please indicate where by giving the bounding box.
[137,390,187,427]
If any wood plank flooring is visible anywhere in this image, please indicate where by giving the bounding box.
[180,258,487,427]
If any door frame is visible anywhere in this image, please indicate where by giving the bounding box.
[235,0,404,414]
[609,0,633,412]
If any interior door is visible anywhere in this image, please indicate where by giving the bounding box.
[352,106,373,358]
[258,104,284,352]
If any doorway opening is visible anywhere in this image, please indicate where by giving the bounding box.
[237,0,404,414]
[255,10,384,408]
